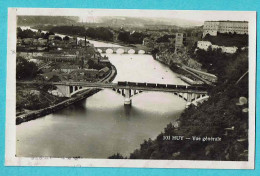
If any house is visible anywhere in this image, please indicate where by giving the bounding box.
[197,41,212,50]
[197,41,238,54]
[32,39,38,46]
[70,69,99,80]
[23,38,34,45]
[98,67,110,77]
[41,72,67,82]
[84,69,99,78]
[48,35,56,41]
[17,39,22,46]
[221,46,238,54]
[99,59,110,67]
[41,72,59,81]
[60,65,79,73]
[38,38,48,46]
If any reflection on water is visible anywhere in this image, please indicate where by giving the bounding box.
[16,41,187,158]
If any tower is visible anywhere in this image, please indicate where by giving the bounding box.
[175,33,184,54]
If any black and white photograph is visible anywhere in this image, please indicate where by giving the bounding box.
[5,8,256,169]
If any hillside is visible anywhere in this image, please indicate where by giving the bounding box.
[109,50,249,161]
[17,16,79,26]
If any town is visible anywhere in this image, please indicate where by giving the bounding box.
[15,15,249,162]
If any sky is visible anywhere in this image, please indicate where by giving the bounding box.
[16,8,255,25]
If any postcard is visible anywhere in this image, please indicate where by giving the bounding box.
[5,8,256,169]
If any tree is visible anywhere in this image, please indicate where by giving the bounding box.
[126,50,249,161]
[156,34,175,43]
[16,57,39,80]
[50,26,86,36]
[54,36,62,41]
[128,32,145,44]
[17,28,36,39]
[108,153,126,159]
[63,36,70,41]
[117,31,130,43]
[86,27,114,41]
[42,32,54,39]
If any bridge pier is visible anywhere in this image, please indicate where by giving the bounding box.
[124,89,132,105]
[56,85,71,97]
[186,93,193,108]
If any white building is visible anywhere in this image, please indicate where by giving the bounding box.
[203,21,248,37]
[197,41,238,54]
[197,41,212,50]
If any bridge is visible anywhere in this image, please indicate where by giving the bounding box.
[95,46,149,54]
[17,81,208,106]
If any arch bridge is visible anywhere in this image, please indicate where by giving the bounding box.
[17,81,209,107]
[96,47,149,54]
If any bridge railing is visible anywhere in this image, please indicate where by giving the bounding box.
[117,81,208,91]
[16,81,208,92]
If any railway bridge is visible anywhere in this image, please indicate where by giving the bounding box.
[17,81,209,107]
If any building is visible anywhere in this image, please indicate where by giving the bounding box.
[211,45,238,54]
[197,41,238,54]
[23,38,34,45]
[203,21,248,37]
[59,65,80,73]
[71,69,99,80]
[174,33,184,53]
[38,38,48,46]
[41,72,64,81]
[99,67,110,77]
[48,35,56,40]
[197,41,212,50]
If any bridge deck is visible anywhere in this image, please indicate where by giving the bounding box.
[17,81,208,94]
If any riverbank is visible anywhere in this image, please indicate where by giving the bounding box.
[16,64,117,125]
[153,56,198,85]
[30,26,151,52]
[154,55,213,86]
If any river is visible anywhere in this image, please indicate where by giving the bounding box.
[16,27,187,158]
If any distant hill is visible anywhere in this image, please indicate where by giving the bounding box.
[84,16,202,28]
[17,16,79,26]
[17,15,202,29]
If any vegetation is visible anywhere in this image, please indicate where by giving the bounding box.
[50,26,86,36]
[17,16,79,26]
[109,49,249,161]
[16,85,66,111]
[117,30,146,44]
[17,27,37,39]
[17,27,55,40]
[108,153,126,159]
[203,33,248,48]
[16,57,39,80]
[87,59,103,70]
[156,34,175,43]
[117,31,130,43]
[85,27,114,41]
[63,36,70,41]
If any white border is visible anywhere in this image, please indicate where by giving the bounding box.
[5,8,256,169]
